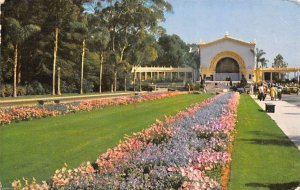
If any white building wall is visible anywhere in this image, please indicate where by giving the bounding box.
[200,40,255,70]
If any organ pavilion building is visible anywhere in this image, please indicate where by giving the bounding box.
[199,33,256,82]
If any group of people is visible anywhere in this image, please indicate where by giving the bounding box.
[256,83,282,101]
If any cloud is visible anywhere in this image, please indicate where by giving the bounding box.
[285,0,300,5]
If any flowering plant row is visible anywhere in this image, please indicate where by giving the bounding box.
[0,91,186,126]
[12,92,239,190]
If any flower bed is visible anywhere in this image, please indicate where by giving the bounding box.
[0,91,186,126]
[12,92,239,190]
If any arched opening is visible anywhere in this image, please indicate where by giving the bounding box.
[215,57,240,81]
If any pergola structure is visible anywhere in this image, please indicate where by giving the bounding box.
[131,66,194,82]
[254,67,300,83]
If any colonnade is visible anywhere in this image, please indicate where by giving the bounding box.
[255,68,300,83]
[131,66,194,82]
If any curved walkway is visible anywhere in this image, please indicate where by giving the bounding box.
[251,94,300,150]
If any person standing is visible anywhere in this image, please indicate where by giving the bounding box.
[263,84,268,101]
[278,86,282,100]
[250,83,254,94]
[270,85,275,101]
[258,85,264,101]
[274,86,278,100]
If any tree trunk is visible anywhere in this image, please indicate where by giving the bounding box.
[133,67,136,91]
[52,27,58,95]
[124,76,127,92]
[57,67,61,95]
[111,83,113,92]
[99,53,103,93]
[114,71,117,92]
[80,39,85,94]
[13,44,18,98]
[17,53,21,84]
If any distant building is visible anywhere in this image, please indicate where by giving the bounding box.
[199,33,256,82]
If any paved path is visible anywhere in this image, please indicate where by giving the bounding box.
[250,94,300,150]
[282,94,300,107]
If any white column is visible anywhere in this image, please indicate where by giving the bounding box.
[139,72,142,91]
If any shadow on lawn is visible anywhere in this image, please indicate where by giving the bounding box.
[246,181,300,190]
[240,131,298,147]
[250,131,291,139]
[241,138,295,147]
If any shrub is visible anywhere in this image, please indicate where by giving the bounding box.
[25,84,35,95]
[61,80,77,93]
[54,100,60,104]
[37,100,45,105]
[1,84,13,97]
[31,81,45,95]
[17,86,27,96]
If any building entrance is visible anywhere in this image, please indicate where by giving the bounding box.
[215,57,240,81]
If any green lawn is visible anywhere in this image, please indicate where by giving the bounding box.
[229,95,300,190]
[0,93,211,187]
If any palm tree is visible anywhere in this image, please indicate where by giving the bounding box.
[255,48,267,68]
[260,57,268,68]
[5,18,40,97]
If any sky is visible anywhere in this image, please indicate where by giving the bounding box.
[160,0,300,68]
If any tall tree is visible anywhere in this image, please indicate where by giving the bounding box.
[155,34,189,67]
[272,54,288,68]
[272,54,288,80]
[88,28,110,93]
[128,32,158,66]
[1,0,46,95]
[46,0,84,95]
[87,8,111,93]
[99,0,172,92]
[1,0,172,96]
[69,19,89,94]
[260,57,268,68]
[4,18,40,97]
[187,44,200,81]
[255,48,268,68]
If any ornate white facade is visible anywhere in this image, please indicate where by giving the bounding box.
[200,34,256,81]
